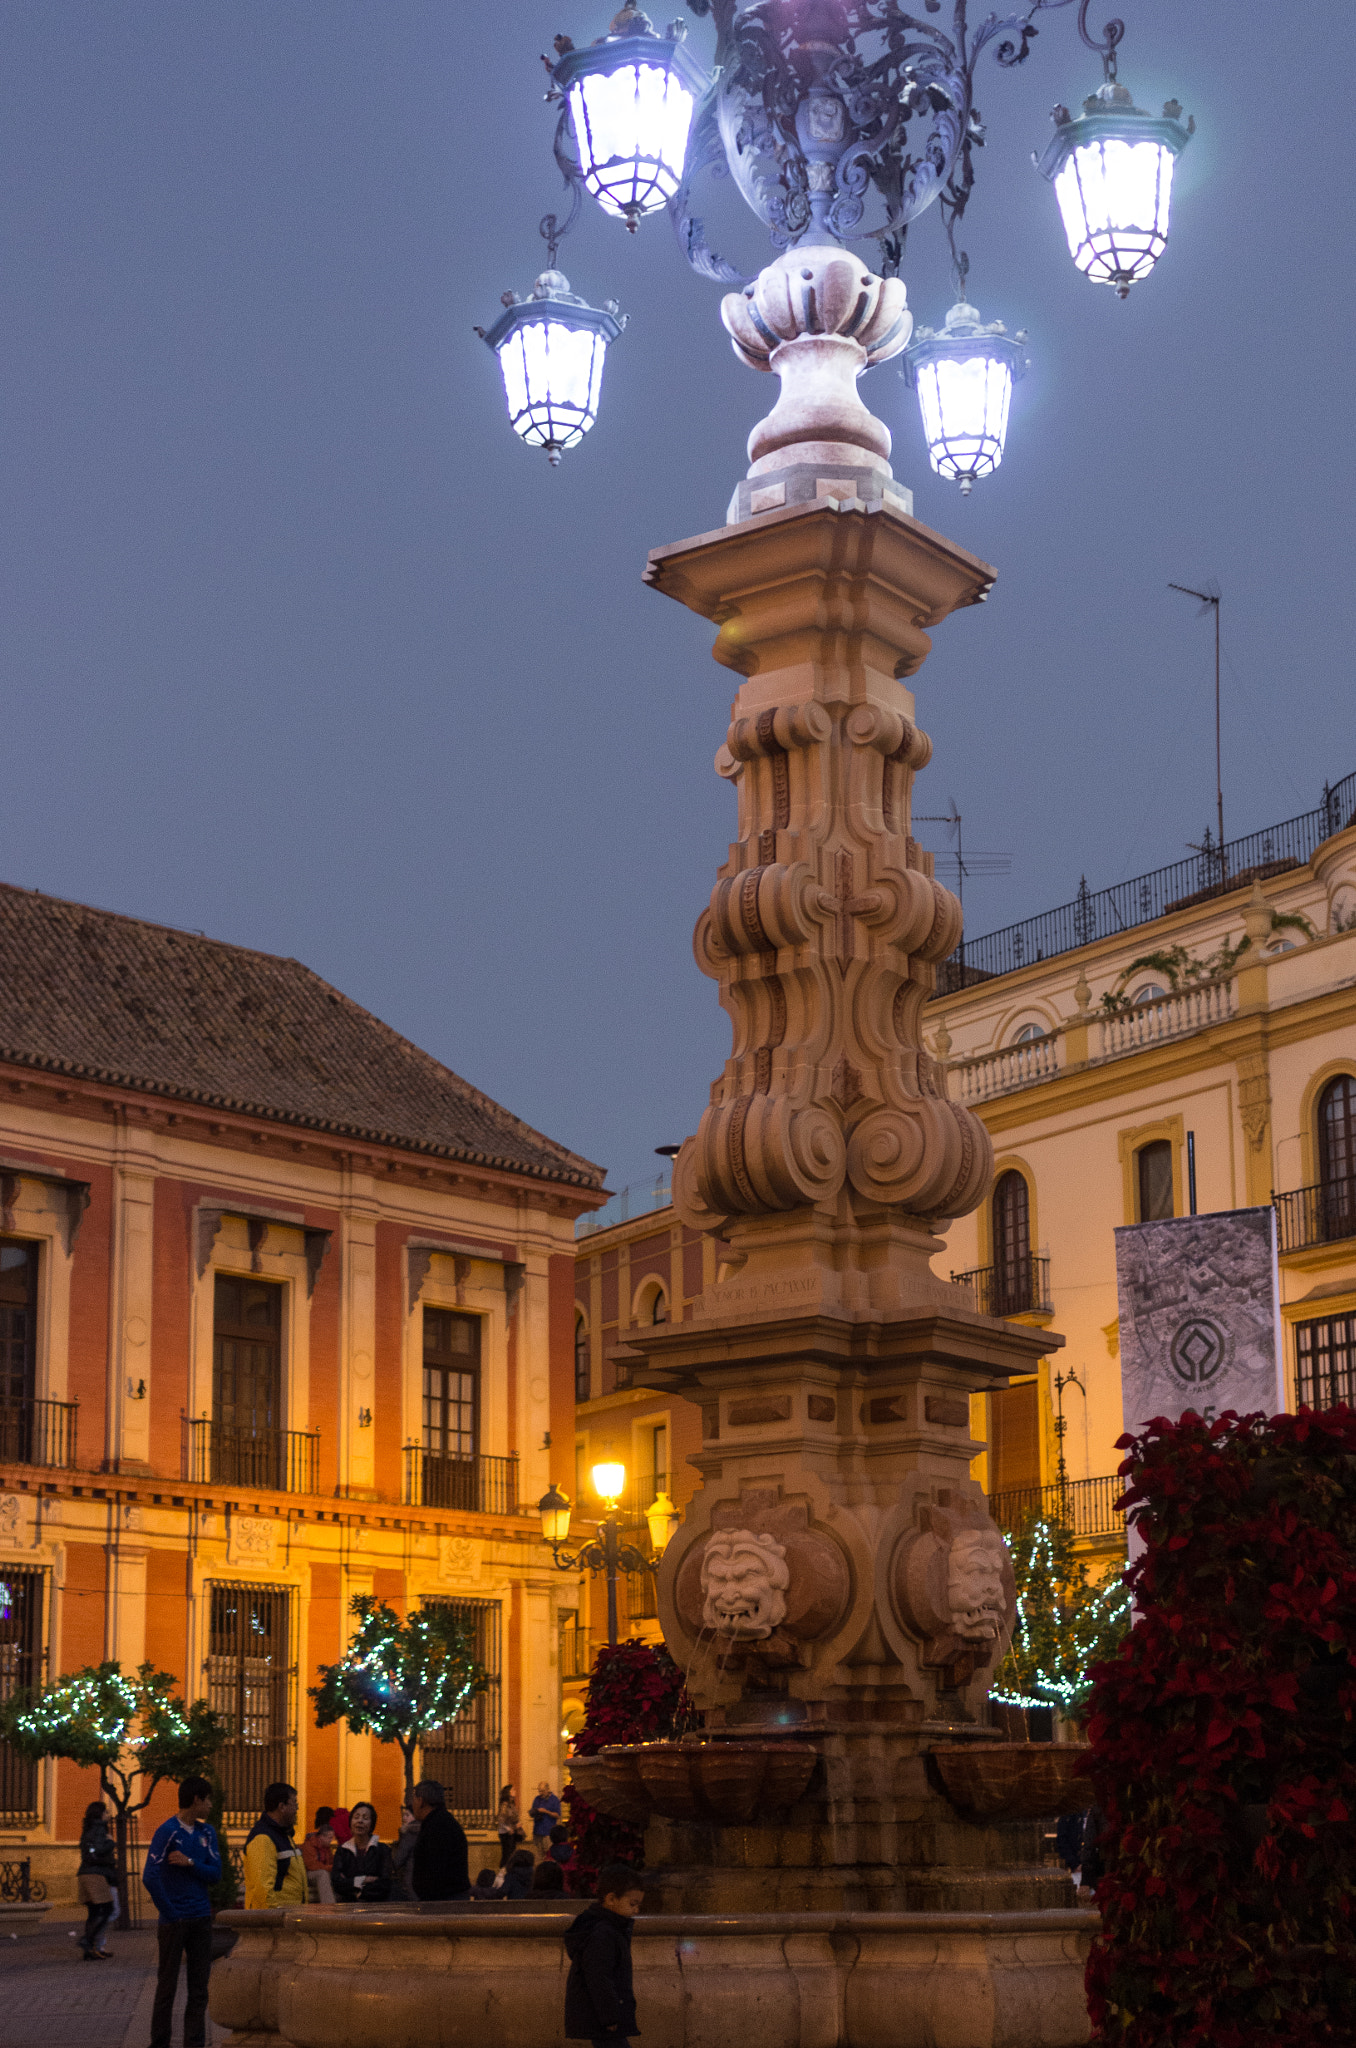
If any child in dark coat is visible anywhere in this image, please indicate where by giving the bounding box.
[564,1864,645,2046]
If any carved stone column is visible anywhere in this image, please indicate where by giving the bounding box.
[615,253,1068,1913]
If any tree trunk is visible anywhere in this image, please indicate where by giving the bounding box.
[111,1803,132,1933]
[400,1737,416,1811]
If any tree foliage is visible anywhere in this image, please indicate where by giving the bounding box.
[1085,1407,1356,2048]
[991,1513,1131,1715]
[309,1595,487,1807]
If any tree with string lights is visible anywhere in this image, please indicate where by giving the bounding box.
[0,1661,227,1926]
[310,1596,487,1809]
[991,1515,1132,1724]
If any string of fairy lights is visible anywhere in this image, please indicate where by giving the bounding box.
[990,1517,1133,1713]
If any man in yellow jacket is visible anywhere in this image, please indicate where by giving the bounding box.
[243,1783,308,1910]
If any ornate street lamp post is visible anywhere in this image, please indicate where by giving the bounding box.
[538,1463,682,1647]
[481,0,1193,477]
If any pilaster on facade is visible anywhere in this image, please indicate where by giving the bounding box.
[107,1129,157,1473]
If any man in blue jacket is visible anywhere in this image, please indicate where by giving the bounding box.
[143,1774,222,2048]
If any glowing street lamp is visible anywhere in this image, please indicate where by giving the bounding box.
[539,1458,655,1647]
[903,299,1027,496]
[551,6,707,231]
[645,1489,681,1557]
[478,269,625,467]
[591,1458,627,1508]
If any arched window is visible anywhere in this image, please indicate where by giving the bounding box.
[651,1289,668,1326]
[991,1171,1031,1314]
[1318,1075,1356,1241]
[574,1312,590,1403]
[1132,984,1167,1006]
[1012,1023,1045,1045]
[1137,1139,1174,1222]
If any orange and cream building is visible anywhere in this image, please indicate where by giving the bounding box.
[0,882,603,1895]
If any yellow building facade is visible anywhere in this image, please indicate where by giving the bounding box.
[929,790,1356,1551]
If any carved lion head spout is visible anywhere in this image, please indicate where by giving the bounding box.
[947,1527,1009,1642]
[700,1529,791,1639]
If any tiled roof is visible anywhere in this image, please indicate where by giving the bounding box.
[0,884,605,1190]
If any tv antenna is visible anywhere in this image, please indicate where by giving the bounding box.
[914,799,1012,927]
[1169,579,1224,881]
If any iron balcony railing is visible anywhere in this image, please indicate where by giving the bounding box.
[182,1417,319,1494]
[933,769,1356,994]
[0,1396,78,1470]
[0,1859,45,1904]
[988,1475,1127,1542]
[951,1255,1052,1319]
[1274,1177,1356,1255]
[402,1448,518,1515]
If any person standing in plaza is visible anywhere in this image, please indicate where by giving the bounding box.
[495,1783,521,1868]
[331,1802,394,1903]
[242,1783,307,1910]
[564,1864,644,2048]
[301,1805,336,1905]
[75,1798,118,1959]
[142,1775,222,2048]
[529,1780,562,1860]
[391,1803,420,1901]
[410,1780,471,1901]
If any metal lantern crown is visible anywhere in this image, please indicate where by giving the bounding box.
[479,270,625,466]
[903,299,1027,495]
[1038,81,1193,298]
[552,7,707,230]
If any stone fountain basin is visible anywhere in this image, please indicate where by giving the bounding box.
[570,1741,818,1825]
[930,1742,1093,1822]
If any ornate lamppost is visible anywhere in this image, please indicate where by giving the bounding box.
[538,1463,682,1647]
[481,0,1193,478]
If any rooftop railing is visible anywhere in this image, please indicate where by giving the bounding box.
[576,1170,672,1240]
[933,769,1355,994]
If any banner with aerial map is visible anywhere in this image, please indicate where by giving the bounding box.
[1115,1207,1284,1438]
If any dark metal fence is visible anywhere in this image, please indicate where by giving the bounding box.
[951,1255,1052,1318]
[935,770,1356,994]
[182,1417,318,1495]
[0,1397,78,1470]
[988,1475,1126,1542]
[419,1597,502,1830]
[1275,1178,1356,1255]
[403,1449,518,1514]
[0,1859,45,1903]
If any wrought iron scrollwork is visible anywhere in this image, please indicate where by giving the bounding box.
[1077,0,1125,81]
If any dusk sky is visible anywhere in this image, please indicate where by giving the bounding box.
[1,4,1350,1192]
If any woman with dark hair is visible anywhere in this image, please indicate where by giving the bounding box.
[495,1784,522,1869]
[331,1802,394,1903]
[501,1846,535,1900]
[76,1799,118,1958]
[531,1858,566,1895]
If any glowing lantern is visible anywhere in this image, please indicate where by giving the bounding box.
[1039,84,1193,298]
[479,271,625,466]
[902,299,1027,495]
[553,7,706,230]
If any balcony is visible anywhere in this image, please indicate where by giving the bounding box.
[402,1448,518,1515]
[942,977,1237,1108]
[182,1417,319,1494]
[988,1474,1126,1543]
[0,1396,78,1470]
[1274,1177,1356,1255]
[951,1255,1052,1319]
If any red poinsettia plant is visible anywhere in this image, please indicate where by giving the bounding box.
[1084,1405,1356,2048]
[561,1638,694,1894]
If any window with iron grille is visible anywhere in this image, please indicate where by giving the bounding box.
[418,1597,501,1830]
[1295,1313,1356,1414]
[0,1570,43,1824]
[206,1583,293,1823]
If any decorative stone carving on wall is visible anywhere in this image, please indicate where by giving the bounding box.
[699,1530,790,1639]
[890,1499,1015,1689]
[0,1493,22,1541]
[227,1515,278,1569]
[439,1536,482,1584]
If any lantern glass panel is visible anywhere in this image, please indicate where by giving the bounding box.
[568,60,696,220]
[496,318,608,453]
[1054,137,1176,286]
[915,353,1014,484]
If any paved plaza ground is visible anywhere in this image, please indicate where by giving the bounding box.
[0,1915,229,2048]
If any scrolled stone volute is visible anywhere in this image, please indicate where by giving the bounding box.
[687,1095,848,1216]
